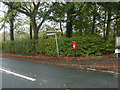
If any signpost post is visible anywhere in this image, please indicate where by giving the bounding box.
[55,33,59,57]
[46,30,59,57]
[115,36,120,58]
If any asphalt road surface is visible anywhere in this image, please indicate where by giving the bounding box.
[0,56,119,88]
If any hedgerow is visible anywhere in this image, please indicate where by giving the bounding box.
[1,35,115,57]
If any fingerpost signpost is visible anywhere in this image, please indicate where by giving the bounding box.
[46,30,59,57]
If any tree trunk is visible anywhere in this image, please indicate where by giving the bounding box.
[30,18,32,40]
[3,24,5,41]
[10,18,14,41]
[34,29,38,40]
[30,16,39,51]
[113,19,117,38]
[66,8,73,38]
[103,11,106,40]
[30,17,38,40]
[60,21,63,36]
[105,11,111,40]
[66,18,72,38]
[91,15,96,34]
[116,18,120,36]
[91,3,96,34]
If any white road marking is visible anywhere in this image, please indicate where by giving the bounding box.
[0,68,36,81]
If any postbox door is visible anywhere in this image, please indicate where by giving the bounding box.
[72,41,77,49]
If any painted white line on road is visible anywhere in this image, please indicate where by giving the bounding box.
[0,68,36,81]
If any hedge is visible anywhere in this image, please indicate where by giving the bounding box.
[1,35,115,57]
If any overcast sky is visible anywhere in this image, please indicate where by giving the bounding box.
[0,2,7,18]
[0,2,62,34]
[0,2,8,33]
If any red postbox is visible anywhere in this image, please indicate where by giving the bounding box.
[72,41,78,49]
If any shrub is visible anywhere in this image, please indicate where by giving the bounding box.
[1,35,115,57]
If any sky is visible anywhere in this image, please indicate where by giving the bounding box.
[0,2,63,36]
[0,1,119,34]
[0,2,7,18]
[0,2,8,33]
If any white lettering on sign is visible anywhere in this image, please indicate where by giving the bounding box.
[46,33,56,36]
[46,30,55,33]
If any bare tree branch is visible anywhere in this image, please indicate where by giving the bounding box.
[3,2,31,16]
[24,3,31,12]
[33,2,36,7]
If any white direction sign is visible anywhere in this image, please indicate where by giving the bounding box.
[46,30,59,57]
[115,49,120,53]
[46,30,55,33]
[116,36,120,46]
[46,33,56,36]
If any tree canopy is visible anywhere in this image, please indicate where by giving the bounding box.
[1,2,120,57]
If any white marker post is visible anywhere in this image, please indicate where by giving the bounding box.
[46,30,59,57]
[115,36,120,58]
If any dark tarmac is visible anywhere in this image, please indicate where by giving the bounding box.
[1,57,119,88]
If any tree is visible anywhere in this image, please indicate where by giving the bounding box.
[71,2,92,35]
[91,3,97,34]
[8,7,17,41]
[98,2,120,40]
[66,2,75,38]
[3,2,56,40]
[0,6,17,41]
[48,2,65,36]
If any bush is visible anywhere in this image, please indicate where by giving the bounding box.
[1,35,115,57]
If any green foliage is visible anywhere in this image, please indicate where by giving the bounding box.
[2,39,32,53]
[1,35,115,57]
